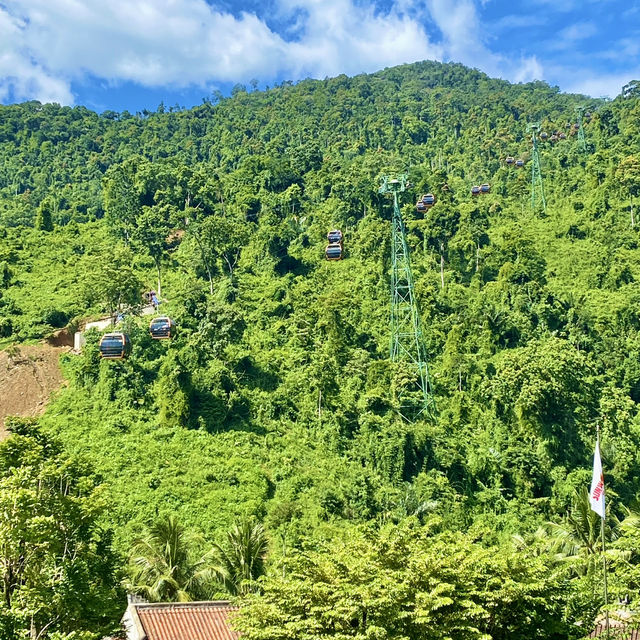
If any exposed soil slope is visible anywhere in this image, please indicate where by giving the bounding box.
[0,344,67,439]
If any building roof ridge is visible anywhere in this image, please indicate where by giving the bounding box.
[134,600,236,609]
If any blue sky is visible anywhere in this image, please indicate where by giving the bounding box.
[0,0,637,113]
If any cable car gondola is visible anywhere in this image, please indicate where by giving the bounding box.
[550,134,558,142]
[480,183,491,194]
[505,156,515,165]
[540,131,549,140]
[471,185,481,196]
[416,201,427,213]
[99,332,131,360]
[327,229,343,244]
[558,132,567,140]
[421,193,435,207]
[149,317,176,340]
[515,159,524,168]
[325,244,343,261]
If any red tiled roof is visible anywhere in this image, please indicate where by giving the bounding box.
[136,601,239,640]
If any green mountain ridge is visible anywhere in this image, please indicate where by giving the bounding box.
[1,59,640,637]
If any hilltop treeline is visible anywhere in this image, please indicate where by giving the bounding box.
[1,61,640,638]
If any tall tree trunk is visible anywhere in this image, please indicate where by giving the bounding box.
[192,231,214,295]
[155,257,162,299]
[3,562,12,607]
[281,528,288,579]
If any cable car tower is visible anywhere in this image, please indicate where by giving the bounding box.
[526,123,546,214]
[575,106,587,152]
[379,174,436,422]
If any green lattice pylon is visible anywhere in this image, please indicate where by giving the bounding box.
[575,106,587,152]
[379,174,436,422]
[526,123,547,214]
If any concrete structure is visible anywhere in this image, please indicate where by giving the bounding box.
[73,331,86,352]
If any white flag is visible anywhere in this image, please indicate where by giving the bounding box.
[589,440,605,518]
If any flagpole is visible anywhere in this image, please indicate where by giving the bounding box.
[597,426,610,640]
[601,515,610,639]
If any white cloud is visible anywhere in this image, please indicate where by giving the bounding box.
[542,20,599,54]
[423,0,544,84]
[491,13,547,30]
[2,0,619,106]
[597,37,640,61]
[527,0,580,10]
[426,0,483,65]
[513,56,544,83]
[0,7,73,103]
[279,0,443,78]
[564,71,640,99]
[0,0,445,104]
[559,21,598,42]
[4,0,288,87]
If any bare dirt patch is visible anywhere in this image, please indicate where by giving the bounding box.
[0,344,68,439]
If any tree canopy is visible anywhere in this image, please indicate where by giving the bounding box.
[1,60,640,637]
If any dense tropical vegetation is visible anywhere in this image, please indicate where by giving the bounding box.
[1,60,640,637]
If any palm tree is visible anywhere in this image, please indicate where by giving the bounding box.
[128,515,213,602]
[542,487,619,576]
[209,518,268,595]
[611,501,640,565]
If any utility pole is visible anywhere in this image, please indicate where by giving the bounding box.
[379,174,436,421]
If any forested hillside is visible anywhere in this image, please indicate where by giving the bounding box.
[2,60,640,638]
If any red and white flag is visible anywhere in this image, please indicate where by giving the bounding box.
[589,440,605,518]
